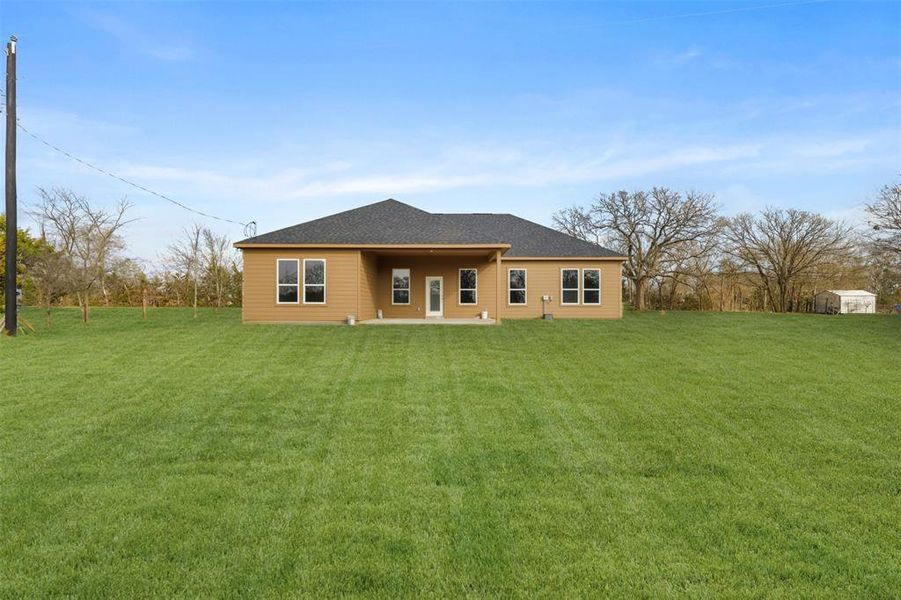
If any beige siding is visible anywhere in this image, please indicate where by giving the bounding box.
[375,255,499,319]
[241,248,623,322]
[241,249,360,322]
[499,259,622,319]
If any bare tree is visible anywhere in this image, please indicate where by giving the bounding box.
[554,188,720,309]
[866,181,901,255]
[201,229,233,309]
[865,243,900,307]
[679,245,719,310]
[715,258,742,311]
[166,224,204,318]
[99,243,128,307]
[31,187,133,324]
[26,246,71,327]
[723,208,853,312]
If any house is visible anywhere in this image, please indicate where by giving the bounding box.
[814,290,877,314]
[235,199,625,324]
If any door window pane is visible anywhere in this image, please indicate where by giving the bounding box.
[429,279,441,311]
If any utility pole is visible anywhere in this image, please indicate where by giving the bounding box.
[4,35,16,336]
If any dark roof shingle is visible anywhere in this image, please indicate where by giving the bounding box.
[238,199,622,258]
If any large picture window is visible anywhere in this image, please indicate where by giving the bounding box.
[583,269,601,305]
[561,268,580,305]
[303,259,326,304]
[277,259,299,304]
[392,268,410,305]
[459,268,477,304]
[508,269,527,305]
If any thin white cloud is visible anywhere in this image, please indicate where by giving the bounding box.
[72,132,891,203]
[653,46,704,66]
[288,174,493,198]
[19,106,138,139]
[78,10,197,62]
[793,138,872,159]
[96,141,763,201]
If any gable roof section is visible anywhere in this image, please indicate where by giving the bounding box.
[237,199,622,258]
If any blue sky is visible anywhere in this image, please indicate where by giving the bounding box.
[3,1,900,262]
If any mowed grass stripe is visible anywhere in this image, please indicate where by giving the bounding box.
[0,307,898,597]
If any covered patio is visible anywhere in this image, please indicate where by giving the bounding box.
[359,245,507,323]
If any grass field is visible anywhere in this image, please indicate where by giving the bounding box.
[1,308,899,597]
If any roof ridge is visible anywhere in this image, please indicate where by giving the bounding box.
[381,198,431,213]
[433,212,506,216]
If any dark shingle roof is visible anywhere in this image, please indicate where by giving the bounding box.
[238,199,622,258]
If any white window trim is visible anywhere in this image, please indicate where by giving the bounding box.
[507,268,527,306]
[302,258,327,305]
[561,268,580,306]
[276,258,300,305]
[391,268,411,305]
[458,268,478,305]
[583,268,601,305]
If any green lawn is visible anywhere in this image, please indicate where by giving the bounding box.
[1,308,899,597]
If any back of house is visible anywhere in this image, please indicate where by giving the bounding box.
[235,199,625,324]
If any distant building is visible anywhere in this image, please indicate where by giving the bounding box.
[814,290,876,314]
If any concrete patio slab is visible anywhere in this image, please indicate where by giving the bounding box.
[360,318,496,325]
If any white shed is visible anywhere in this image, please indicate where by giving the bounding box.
[814,290,877,314]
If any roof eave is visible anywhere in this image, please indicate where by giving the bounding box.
[234,242,513,250]
[501,255,627,261]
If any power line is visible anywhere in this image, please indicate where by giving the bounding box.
[14,118,257,237]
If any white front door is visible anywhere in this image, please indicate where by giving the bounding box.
[425,276,443,317]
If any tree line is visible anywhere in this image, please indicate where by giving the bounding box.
[0,187,242,325]
[554,182,900,312]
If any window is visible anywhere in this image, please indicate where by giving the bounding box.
[392,268,410,305]
[583,268,601,305]
[561,268,580,305]
[508,269,526,305]
[303,259,326,304]
[459,268,477,304]
[277,259,299,304]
